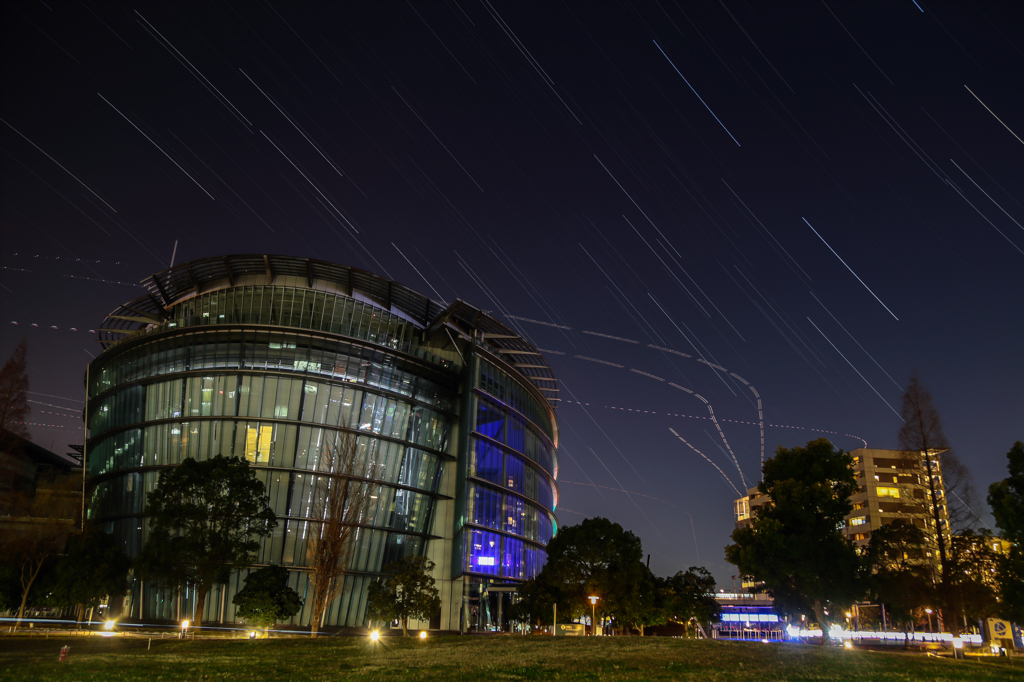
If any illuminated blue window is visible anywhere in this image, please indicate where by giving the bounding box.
[467,529,500,575]
[472,439,502,484]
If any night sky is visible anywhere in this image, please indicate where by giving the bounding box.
[2,1,1021,587]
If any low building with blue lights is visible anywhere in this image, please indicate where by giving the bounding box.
[87,254,558,632]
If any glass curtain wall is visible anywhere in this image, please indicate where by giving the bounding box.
[458,353,558,631]
[87,295,459,628]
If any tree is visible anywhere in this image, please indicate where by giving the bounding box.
[725,438,864,643]
[0,339,30,445]
[866,520,934,647]
[663,566,721,637]
[613,563,663,636]
[366,556,440,636]
[135,455,276,629]
[231,565,303,633]
[946,530,1000,626]
[42,525,131,623]
[542,517,644,624]
[306,434,376,637]
[988,441,1024,623]
[897,373,975,636]
[510,568,572,631]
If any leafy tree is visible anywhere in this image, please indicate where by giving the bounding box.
[988,440,1024,623]
[231,565,303,632]
[366,556,440,636]
[663,566,721,637]
[897,373,977,636]
[946,530,999,625]
[0,338,30,443]
[725,438,863,643]
[135,456,277,628]
[509,568,572,631]
[612,563,662,636]
[866,521,934,647]
[42,525,131,621]
[542,517,644,623]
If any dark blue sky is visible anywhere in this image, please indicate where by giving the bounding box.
[2,0,1021,586]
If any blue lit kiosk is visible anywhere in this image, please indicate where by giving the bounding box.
[88,254,558,632]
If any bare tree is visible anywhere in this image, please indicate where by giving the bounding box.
[306,433,377,637]
[896,372,974,637]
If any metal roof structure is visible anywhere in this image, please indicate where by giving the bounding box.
[97,254,558,405]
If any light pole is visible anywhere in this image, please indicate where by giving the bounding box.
[589,596,600,636]
[925,609,933,636]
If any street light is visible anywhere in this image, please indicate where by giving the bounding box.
[103,620,115,631]
[925,609,933,635]
[369,630,380,642]
[419,631,427,640]
[180,620,190,640]
[588,596,600,636]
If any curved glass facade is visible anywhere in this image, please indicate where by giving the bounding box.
[87,256,558,631]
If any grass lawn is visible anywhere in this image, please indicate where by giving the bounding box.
[0,633,1020,681]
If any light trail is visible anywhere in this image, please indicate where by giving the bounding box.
[575,355,624,368]
[820,1,893,84]
[505,315,571,329]
[943,179,1024,255]
[949,159,1023,232]
[582,330,640,344]
[964,85,1024,145]
[560,479,702,564]
[135,12,251,129]
[810,291,902,391]
[669,428,741,496]
[27,392,83,403]
[240,69,349,181]
[259,130,358,235]
[807,317,904,421]
[1,118,117,212]
[721,178,810,281]
[648,344,692,358]
[593,153,686,264]
[98,94,215,200]
[392,87,484,191]
[481,0,582,124]
[653,40,741,146]
[802,217,899,320]
[717,0,794,94]
[392,243,447,304]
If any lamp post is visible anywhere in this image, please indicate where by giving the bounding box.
[925,609,933,636]
[588,596,600,636]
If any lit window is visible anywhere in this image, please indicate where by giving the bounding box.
[849,517,866,526]
[877,487,900,498]
[245,425,273,463]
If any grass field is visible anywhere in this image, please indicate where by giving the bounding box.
[1,633,1020,681]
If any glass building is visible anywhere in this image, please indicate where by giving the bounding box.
[87,254,558,631]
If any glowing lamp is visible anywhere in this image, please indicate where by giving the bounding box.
[844,641,853,650]
[181,620,190,630]
[249,631,257,640]
[369,630,380,642]
[103,620,115,631]
[588,596,599,606]
[419,631,427,639]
